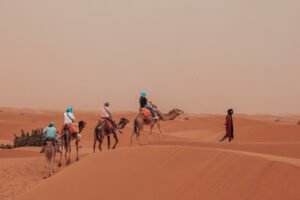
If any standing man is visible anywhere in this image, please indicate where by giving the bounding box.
[220,109,234,142]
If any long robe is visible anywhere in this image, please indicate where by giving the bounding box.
[225,115,234,138]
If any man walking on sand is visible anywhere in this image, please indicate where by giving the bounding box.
[220,109,234,142]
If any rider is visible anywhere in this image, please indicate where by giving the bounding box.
[139,91,159,120]
[63,107,80,137]
[40,121,61,153]
[102,102,118,133]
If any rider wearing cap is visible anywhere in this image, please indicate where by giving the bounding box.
[102,102,118,133]
[139,91,159,120]
[40,121,61,153]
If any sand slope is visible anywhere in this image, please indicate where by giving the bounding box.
[0,108,300,200]
[18,146,300,200]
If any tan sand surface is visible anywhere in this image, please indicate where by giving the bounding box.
[0,108,300,200]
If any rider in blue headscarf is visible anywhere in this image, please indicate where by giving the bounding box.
[139,91,159,120]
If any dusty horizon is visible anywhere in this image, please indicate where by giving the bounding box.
[1,0,299,115]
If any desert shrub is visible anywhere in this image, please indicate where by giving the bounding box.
[13,128,45,148]
[0,144,13,149]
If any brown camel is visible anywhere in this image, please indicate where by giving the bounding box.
[94,118,129,152]
[44,139,56,177]
[58,121,86,167]
[131,108,184,145]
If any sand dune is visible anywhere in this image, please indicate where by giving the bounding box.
[0,108,300,200]
[17,146,300,200]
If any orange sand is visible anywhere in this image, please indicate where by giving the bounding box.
[0,108,300,200]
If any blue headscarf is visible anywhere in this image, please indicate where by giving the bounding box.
[141,91,147,97]
[67,107,73,113]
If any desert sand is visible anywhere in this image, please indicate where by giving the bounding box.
[1,108,300,200]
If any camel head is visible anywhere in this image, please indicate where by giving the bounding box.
[78,121,87,133]
[117,117,130,129]
[173,108,184,115]
[168,108,184,120]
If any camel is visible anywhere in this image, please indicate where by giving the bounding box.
[58,121,86,167]
[94,118,129,152]
[131,108,184,145]
[44,139,56,177]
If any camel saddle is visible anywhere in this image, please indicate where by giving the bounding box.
[101,118,114,129]
[140,108,152,117]
[62,124,79,138]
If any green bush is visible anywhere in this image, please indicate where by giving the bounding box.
[13,128,45,148]
[0,129,45,149]
[0,144,13,149]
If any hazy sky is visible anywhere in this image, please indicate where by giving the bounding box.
[0,0,299,114]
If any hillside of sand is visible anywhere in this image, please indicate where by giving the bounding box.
[0,108,300,200]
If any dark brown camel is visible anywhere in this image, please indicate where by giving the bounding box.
[131,108,184,145]
[94,118,129,152]
[58,121,86,167]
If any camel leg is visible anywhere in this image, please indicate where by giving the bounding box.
[48,159,51,177]
[76,140,79,161]
[64,147,67,165]
[99,134,103,151]
[157,122,162,142]
[148,123,155,144]
[107,135,111,150]
[58,149,63,167]
[58,138,64,167]
[93,134,97,153]
[136,132,142,146]
[49,158,53,176]
[50,157,53,175]
[69,145,72,164]
[64,145,68,165]
[112,132,119,149]
[93,139,97,153]
[46,153,50,177]
[67,144,71,165]
[98,141,102,151]
[53,152,56,173]
[130,131,135,146]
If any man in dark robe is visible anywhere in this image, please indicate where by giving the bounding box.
[220,109,234,142]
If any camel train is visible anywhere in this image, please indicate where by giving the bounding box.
[92,108,184,152]
[43,107,183,177]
